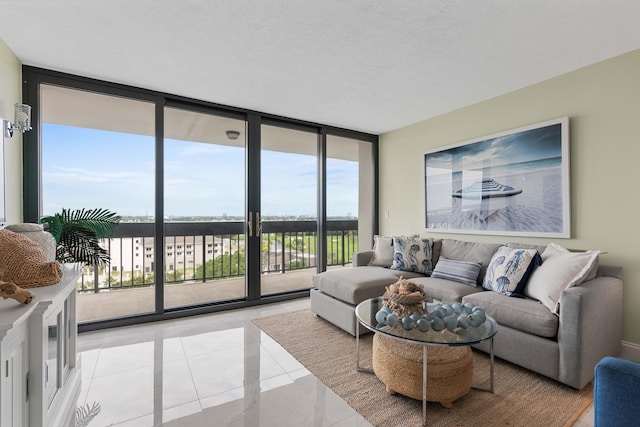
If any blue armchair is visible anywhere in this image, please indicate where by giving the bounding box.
[594,356,640,426]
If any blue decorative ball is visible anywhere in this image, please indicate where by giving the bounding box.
[452,303,463,314]
[401,317,415,330]
[386,313,399,327]
[444,315,458,331]
[431,317,445,331]
[375,310,388,324]
[432,307,445,319]
[457,315,471,329]
[469,313,483,327]
[473,309,486,322]
[416,318,431,332]
[441,304,455,316]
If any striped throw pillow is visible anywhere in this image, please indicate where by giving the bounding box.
[431,257,482,287]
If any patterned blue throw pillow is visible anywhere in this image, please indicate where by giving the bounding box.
[390,237,433,274]
[483,246,542,297]
[431,257,482,287]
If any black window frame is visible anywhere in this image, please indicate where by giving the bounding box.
[22,65,379,332]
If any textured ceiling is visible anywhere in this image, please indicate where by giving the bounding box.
[1,1,639,134]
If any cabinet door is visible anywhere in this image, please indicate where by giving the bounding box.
[44,311,61,407]
[3,330,29,427]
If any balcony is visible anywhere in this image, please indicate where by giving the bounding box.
[76,220,358,323]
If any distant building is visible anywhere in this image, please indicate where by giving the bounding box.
[104,235,235,276]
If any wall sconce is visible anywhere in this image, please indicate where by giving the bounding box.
[225,130,240,140]
[4,103,33,138]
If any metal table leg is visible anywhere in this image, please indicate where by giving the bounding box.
[471,337,495,393]
[356,320,373,373]
[489,336,495,393]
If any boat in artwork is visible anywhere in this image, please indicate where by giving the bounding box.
[452,177,522,199]
[451,177,522,220]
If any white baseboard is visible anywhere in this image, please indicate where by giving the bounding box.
[619,341,640,362]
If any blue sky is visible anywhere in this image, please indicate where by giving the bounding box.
[42,124,358,218]
[426,123,562,173]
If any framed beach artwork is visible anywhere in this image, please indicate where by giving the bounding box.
[424,117,570,238]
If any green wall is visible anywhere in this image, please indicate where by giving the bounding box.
[380,49,640,346]
[0,37,23,224]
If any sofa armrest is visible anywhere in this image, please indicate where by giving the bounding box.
[594,357,640,426]
[558,275,623,389]
[353,251,374,266]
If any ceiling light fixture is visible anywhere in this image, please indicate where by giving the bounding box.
[225,130,240,140]
[4,103,33,138]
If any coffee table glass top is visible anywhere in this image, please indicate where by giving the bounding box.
[355,297,498,346]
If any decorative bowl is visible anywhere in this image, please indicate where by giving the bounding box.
[384,291,425,306]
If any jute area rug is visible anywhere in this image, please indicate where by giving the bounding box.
[252,309,592,427]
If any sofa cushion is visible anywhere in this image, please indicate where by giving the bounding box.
[525,243,600,313]
[483,246,542,297]
[312,266,424,305]
[462,291,559,338]
[438,239,501,286]
[353,250,374,267]
[390,236,433,274]
[368,235,395,267]
[431,257,481,287]
[410,276,484,303]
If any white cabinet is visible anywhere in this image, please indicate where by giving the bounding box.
[0,264,82,427]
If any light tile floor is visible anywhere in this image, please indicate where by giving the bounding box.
[76,298,371,427]
[75,297,594,426]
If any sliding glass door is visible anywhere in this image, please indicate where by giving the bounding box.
[163,107,247,308]
[260,124,318,296]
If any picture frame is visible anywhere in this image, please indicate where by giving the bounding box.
[424,117,570,238]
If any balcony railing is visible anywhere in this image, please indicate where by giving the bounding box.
[78,220,358,293]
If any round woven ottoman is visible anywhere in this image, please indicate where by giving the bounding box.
[372,333,473,408]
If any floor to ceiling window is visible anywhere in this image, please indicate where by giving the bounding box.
[326,134,374,268]
[163,106,247,309]
[40,84,157,322]
[23,67,378,330]
[260,124,318,296]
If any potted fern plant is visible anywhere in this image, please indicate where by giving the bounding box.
[40,208,120,266]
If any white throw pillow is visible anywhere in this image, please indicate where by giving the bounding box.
[368,235,394,267]
[525,243,600,313]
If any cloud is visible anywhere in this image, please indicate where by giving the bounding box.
[43,167,150,183]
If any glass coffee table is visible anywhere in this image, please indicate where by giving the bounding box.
[355,297,498,426]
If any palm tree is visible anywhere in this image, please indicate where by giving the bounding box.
[40,208,120,266]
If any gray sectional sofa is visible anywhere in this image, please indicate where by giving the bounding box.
[310,237,623,389]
